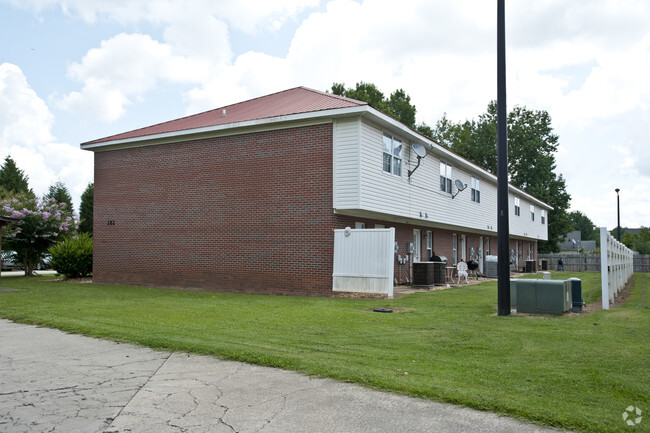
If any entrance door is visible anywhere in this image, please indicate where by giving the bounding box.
[413,229,421,262]
[461,235,467,261]
[479,236,484,274]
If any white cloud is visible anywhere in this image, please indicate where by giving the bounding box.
[7,0,320,33]
[0,63,93,210]
[58,33,212,122]
[0,64,55,146]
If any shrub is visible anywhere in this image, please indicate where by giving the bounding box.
[49,233,93,278]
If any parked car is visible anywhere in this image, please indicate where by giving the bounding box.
[37,254,52,270]
[1,251,15,271]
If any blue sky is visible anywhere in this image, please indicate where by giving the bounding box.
[1,0,649,229]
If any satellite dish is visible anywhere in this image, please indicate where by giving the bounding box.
[408,143,427,178]
[411,142,427,158]
[451,180,468,199]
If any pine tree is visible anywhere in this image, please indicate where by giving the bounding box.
[79,183,93,236]
[45,181,74,216]
[0,156,31,196]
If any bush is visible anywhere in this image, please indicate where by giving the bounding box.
[49,233,93,278]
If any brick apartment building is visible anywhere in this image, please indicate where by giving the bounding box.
[82,87,551,296]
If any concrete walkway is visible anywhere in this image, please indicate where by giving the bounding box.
[0,320,566,433]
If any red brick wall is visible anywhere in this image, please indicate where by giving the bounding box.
[94,123,342,296]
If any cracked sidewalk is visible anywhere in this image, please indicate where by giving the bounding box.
[0,320,568,433]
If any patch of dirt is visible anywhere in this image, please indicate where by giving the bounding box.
[47,277,94,284]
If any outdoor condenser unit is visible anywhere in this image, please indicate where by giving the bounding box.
[485,255,498,278]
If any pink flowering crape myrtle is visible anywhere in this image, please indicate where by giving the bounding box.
[1,196,74,276]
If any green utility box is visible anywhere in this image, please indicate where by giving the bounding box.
[510,279,572,315]
[566,277,584,312]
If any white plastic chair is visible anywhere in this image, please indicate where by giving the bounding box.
[456,261,468,284]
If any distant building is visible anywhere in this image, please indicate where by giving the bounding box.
[560,231,596,254]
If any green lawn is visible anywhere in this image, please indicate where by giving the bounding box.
[0,272,648,433]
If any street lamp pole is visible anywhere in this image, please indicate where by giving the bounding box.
[615,188,621,241]
[496,0,510,316]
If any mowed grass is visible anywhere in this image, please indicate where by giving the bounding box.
[0,272,648,433]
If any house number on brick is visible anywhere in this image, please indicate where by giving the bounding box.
[107,220,116,225]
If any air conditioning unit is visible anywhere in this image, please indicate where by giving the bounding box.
[485,255,498,278]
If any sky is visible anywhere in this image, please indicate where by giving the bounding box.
[1,0,649,230]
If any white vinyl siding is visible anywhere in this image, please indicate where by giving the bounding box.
[332,118,361,209]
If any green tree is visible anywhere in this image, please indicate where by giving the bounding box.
[331,81,388,113]
[432,102,572,253]
[45,181,74,215]
[620,228,650,254]
[415,122,435,139]
[569,211,598,242]
[330,82,421,129]
[386,89,416,128]
[0,156,31,197]
[78,182,93,236]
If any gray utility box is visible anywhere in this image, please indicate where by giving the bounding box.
[510,279,572,315]
[485,255,498,278]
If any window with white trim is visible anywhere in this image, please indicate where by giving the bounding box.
[471,176,481,203]
[541,209,546,225]
[530,205,535,221]
[440,161,452,194]
[514,197,521,216]
[382,133,402,176]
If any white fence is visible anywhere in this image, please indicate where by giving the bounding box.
[332,227,395,297]
[600,227,634,310]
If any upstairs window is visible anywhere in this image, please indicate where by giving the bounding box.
[514,197,521,216]
[530,205,535,221]
[541,209,546,225]
[440,161,452,194]
[382,133,402,176]
[471,176,481,203]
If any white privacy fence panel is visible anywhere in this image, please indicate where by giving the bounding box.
[600,227,634,310]
[333,227,395,297]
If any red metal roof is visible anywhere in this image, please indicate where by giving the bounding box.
[83,87,367,145]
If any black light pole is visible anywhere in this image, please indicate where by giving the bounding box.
[497,0,510,316]
[615,188,621,241]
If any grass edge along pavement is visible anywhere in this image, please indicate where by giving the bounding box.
[0,272,647,433]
